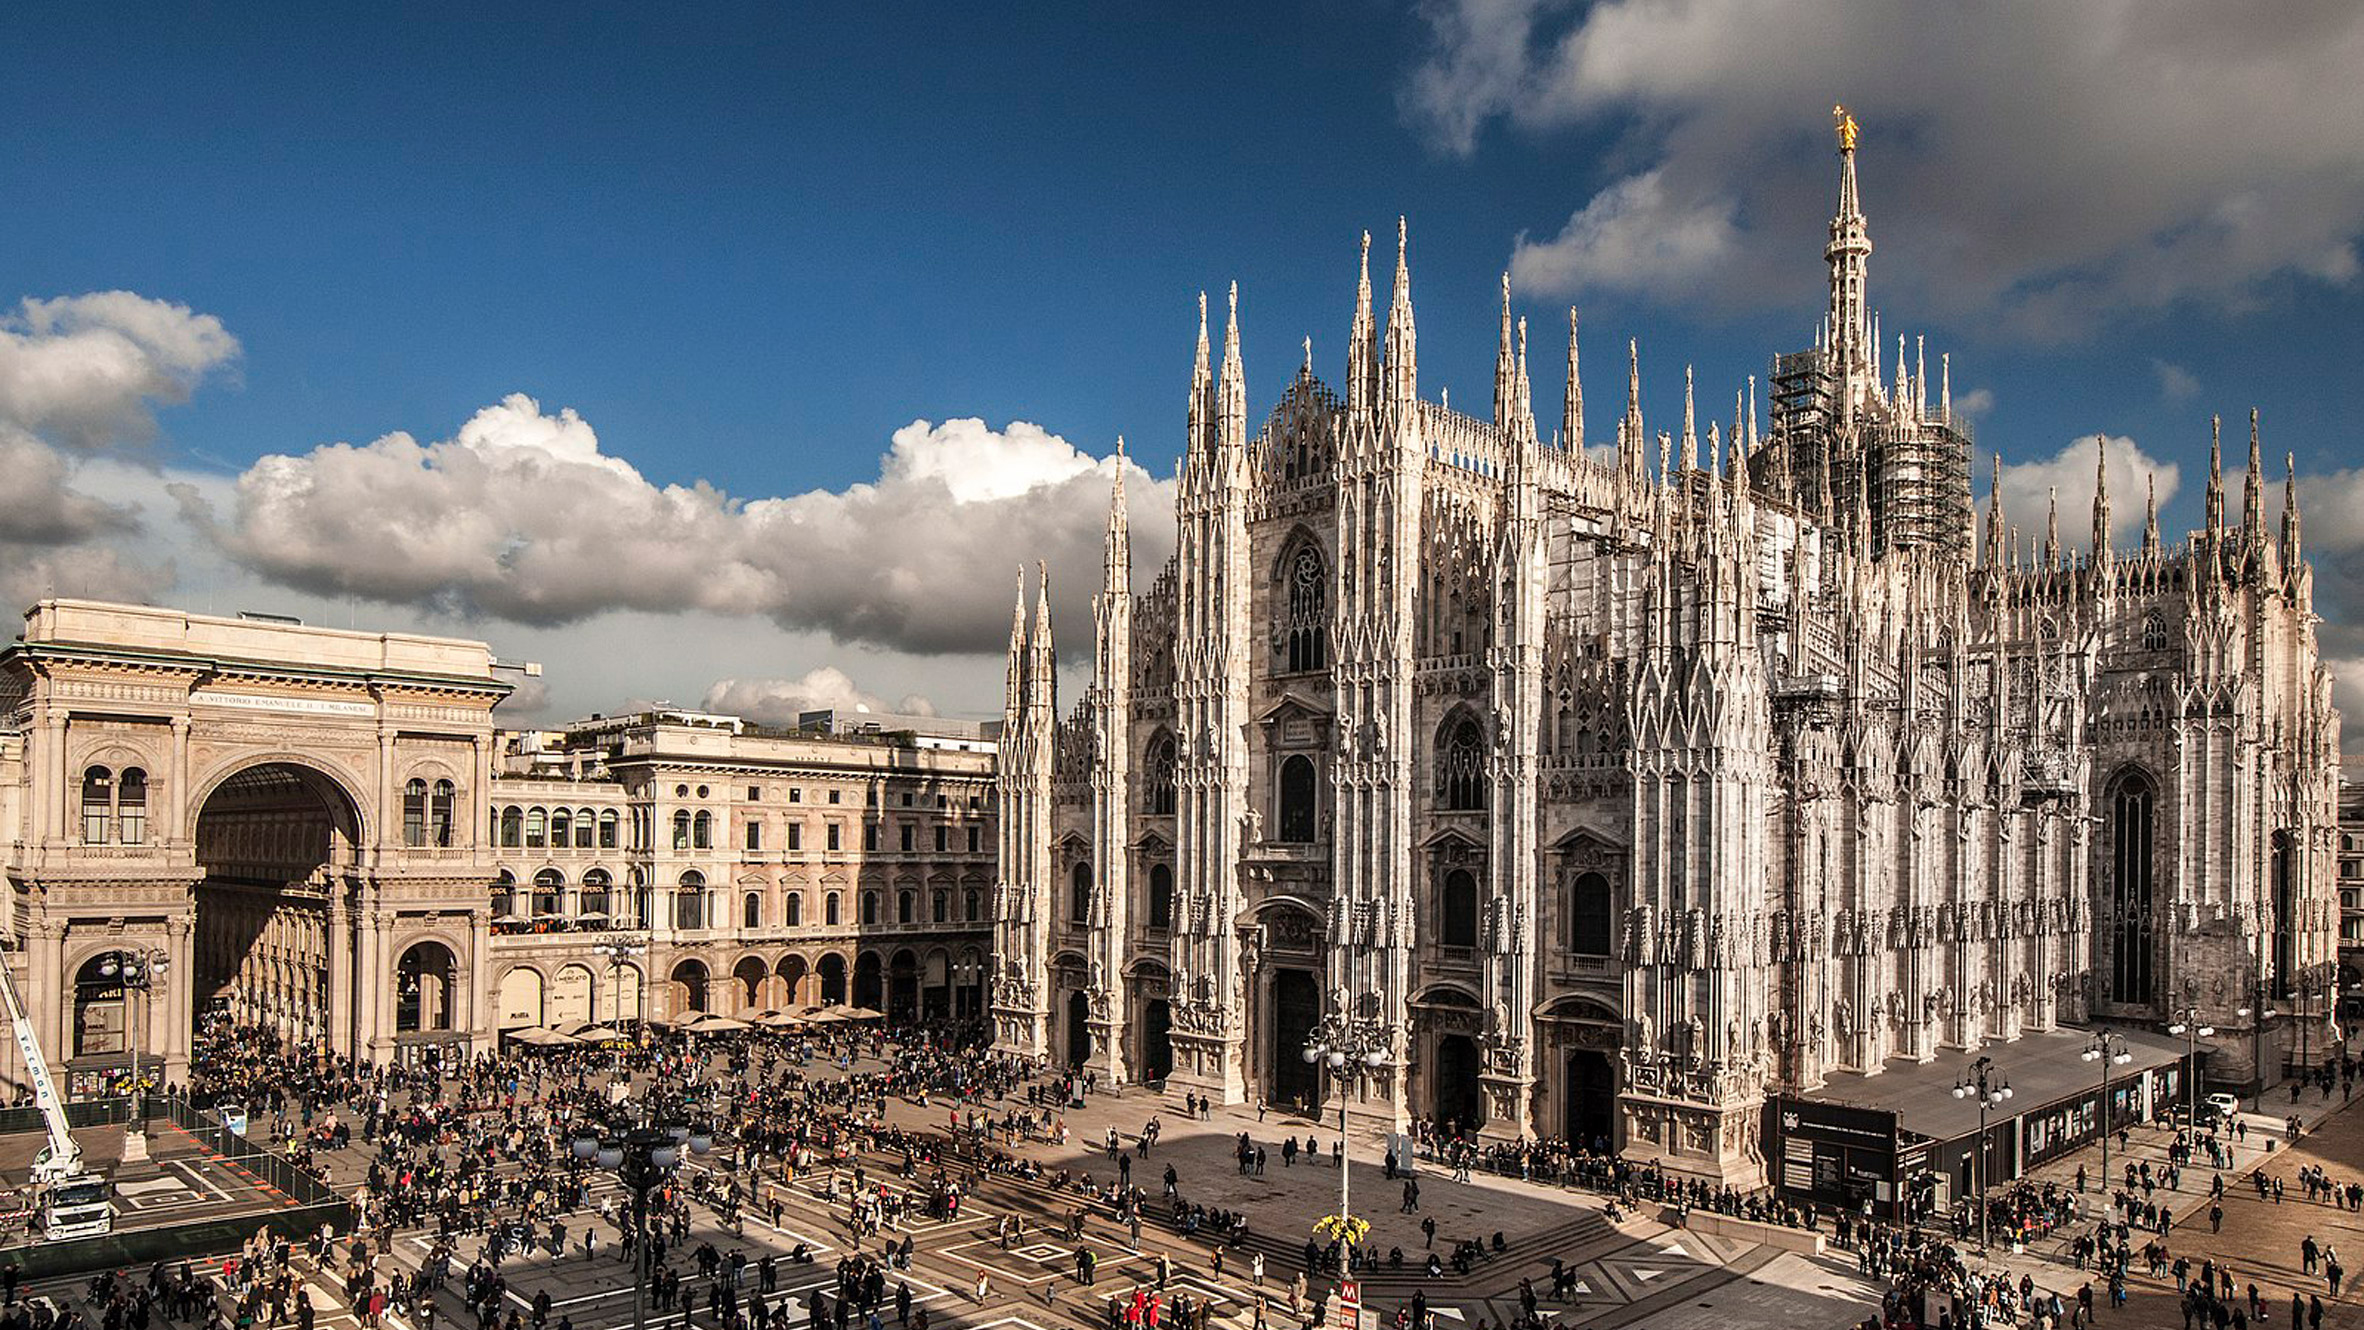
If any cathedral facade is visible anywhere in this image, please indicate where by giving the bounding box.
[991,123,2344,1190]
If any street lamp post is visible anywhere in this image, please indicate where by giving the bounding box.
[573,1107,712,1330]
[595,936,650,1029]
[1951,1056,2012,1254]
[2080,1030,2132,1178]
[1302,1013,1391,1282]
[2165,1007,2217,1127]
[95,948,169,1164]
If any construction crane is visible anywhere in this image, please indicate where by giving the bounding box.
[0,949,111,1239]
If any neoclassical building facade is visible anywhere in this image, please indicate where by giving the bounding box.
[992,125,2344,1188]
[0,601,993,1096]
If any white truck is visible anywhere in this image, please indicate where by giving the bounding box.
[0,953,111,1240]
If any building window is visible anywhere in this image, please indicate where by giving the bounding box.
[501,806,523,848]
[898,891,915,925]
[1145,731,1178,816]
[862,892,879,925]
[788,823,803,851]
[965,889,981,922]
[597,810,619,849]
[574,808,595,849]
[117,768,146,846]
[492,871,517,919]
[1277,755,1318,842]
[789,788,802,803]
[2142,612,2168,652]
[432,781,456,846]
[533,869,564,917]
[551,808,571,846]
[1070,863,1092,924]
[744,892,763,929]
[1570,872,1613,955]
[2106,768,2157,1005]
[901,824,916,853]
[404,778,429,847]
[747,785,762,801]
[1437,716,1488,811]
[933,891,948,923]
[1441,868,1479,949]
[828,790,840,804]
[675,872,707,931]
[526,807,547,849]
[1148,863,1174,931]
[827,824,841,852]
[81,767,112,845]
[825,892,841,925]
[581,869,612,919]
[746,820,764,852]
[673,811,692,852]
[786,893,803,927]
[692,810,713,850]
[935,825,948,853]
[1283,543,1328,672]
[967,826,980,854]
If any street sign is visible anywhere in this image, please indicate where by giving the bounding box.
[1337,1280,1360,1330]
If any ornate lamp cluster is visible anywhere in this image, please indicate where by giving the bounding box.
[1951,1054,2011,1253]
[2081,1030,2132,1172]
[90,947,169,1160]
[571,1109,713,1330]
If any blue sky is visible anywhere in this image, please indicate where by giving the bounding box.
[3,2,2362,726]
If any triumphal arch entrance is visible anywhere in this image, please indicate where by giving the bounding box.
[0,600,513,1093]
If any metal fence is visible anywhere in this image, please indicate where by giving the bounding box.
[0,1096,350,1278]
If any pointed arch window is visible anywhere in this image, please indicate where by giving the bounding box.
[2106,768,2156,1005]
[1436,716,1488,811]
[1071,862,1093,925]
[1283,544,1328,673]
[1144,731,1178,817]
[2142,612,2168,652]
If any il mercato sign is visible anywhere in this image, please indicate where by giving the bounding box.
[189,689,377,718]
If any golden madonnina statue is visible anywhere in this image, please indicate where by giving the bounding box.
[1833,104,1859,152]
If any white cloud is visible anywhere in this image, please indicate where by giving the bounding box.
[1951,387,1995,420]
[182,395,1176,656]
[0,291,238,606]
[1406,0,2364,332]
[2153,360,2201,402]
[1991,433,2179,553]
[702,669,938,727]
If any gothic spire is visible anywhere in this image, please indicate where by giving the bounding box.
[1680,365,1698,472]
[2242,407,2264,545]
[1826,104,1872,384]
[2283,450,2303,573]
[1104,437,1130,596]
[2044,487,2060,568]
[1218,282,1246,464]
[1511,316,1535,445]
[1385,216,1417,415]
[1030,560,1055,679]
[2204,414,2225,535]
[2090,435,2112,567]
[1348,231,1377,418]
[1618,339,1646,488]
[2143,473,2161,558]
[1006,566,1028,717]
[1187,291,1212,468]
[1493,271,1515,430]
[1561,307,1583,450]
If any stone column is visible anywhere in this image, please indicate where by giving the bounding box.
[355,909,385,1060]
[28,919,65,1069]
[469,907,493,1054]
[326,891,353,1058]
[164,914,194,1085]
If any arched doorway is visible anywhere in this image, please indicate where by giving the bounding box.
[1066,988,1092,1068]
[854,953,884,1010]
[1566,1050,1615,1151]
[1269,968,1320,1110]
[670,960,710,1015]
[549,964,594,1025]
[777,955,809,1007]
[396,942,457,1032]
[1141,998,1173,1083]
[191,761,362,1046]
[497,967,544,1029]
[732,956,768,1012]
[71,954,130,1060]
[888,950,919,1022]
[922,950,950,1021]
[818,953,848,1004]
[1435,1035,1484,1136]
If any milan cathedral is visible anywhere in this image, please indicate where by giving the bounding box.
[991,116,2343,1189]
